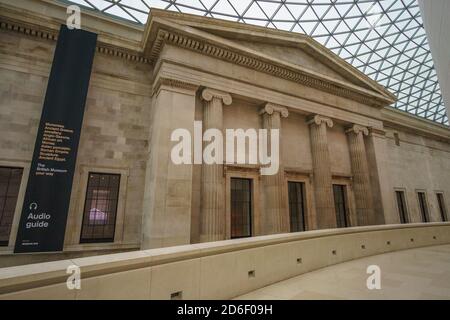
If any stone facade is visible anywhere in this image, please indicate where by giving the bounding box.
[0,1,449,265]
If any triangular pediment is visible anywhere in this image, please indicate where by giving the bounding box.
[143,9,396,106]
[230,39,351,84]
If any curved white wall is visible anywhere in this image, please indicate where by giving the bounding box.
[419,0,450,121]
[1,223,450,299]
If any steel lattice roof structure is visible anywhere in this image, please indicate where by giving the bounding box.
[63,0,448,125]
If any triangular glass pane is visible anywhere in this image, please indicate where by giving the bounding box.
[285,4,308,19]
[324,6,340,20]
[86,0,110,11]
[311,4,329,19]
[299,6,318,20]
[273,5,295,21]
[258,1,281,18]
[69,0,95,9]
[299,21,318,35]
[228,0,252,15]
[243,2,266,19]
[213,0,239,16]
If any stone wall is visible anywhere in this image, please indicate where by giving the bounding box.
[0,28,153,254]
[384,127,450,223]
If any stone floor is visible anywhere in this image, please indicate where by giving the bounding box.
[235,244,450,300]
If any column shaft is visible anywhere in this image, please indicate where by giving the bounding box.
[200,89,231,242]
[261,103,289,234]
[346,125,374,226]
[308,115,336,229]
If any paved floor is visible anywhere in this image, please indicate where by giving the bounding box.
[235,244,450,299]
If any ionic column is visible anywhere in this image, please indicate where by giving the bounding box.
[260,103,289,234]
[365,128,387,225]
[307,115,336,229]
[200,88,232,242]
[346,124,374,226]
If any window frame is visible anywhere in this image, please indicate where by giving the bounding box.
[79,172,121,243]
[287,181,307,232]
[0,161,28,250]
[435,192,448,222]
[229,177,253,239]
[73,166,128,245]
[394,188,410,224]
[331,175,356,227]
[333,183,350,228]
[284,170,313,230]
[225,166,260,239]
[416,190,430,223]
[0,166,24,246]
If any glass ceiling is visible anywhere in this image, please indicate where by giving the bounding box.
[63,0,448,125]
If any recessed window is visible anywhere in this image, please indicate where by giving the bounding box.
[288,181,307,232]
[395,190,409,223]
[80,173,120,243]
[417,192,429,223]
[0,167,23,246]
[436,193,447,222]
[230,178,252,239]
[333,184,348,228]
[393,132,400,146]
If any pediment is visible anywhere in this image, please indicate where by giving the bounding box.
[231,39,351,84]
[144,9,396,106]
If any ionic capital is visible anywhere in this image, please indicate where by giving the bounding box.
[345,124,369,136]
[260,103,289,118]
[307,114,333,128]
[201,88,232,105]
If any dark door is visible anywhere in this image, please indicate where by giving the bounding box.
[436,193,447,222]
[288,181,306,232]
[417,192,429,222]
[0,167,24,246]
[230,178,252,238]
[333,184,348,228]
[395,190,409,223]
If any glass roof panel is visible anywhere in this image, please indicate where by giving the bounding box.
[62,0,448,125]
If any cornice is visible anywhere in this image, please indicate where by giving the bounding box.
[0,20,58,41]
[1,2,397,107]
[382,107,450,142]
[0,9,149,64]
[148,28,393,108]
[0,3,395,108]
[147,9,396,102]
[96,45,148,64]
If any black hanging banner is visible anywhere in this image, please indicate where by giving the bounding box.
[14,25,97,253]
